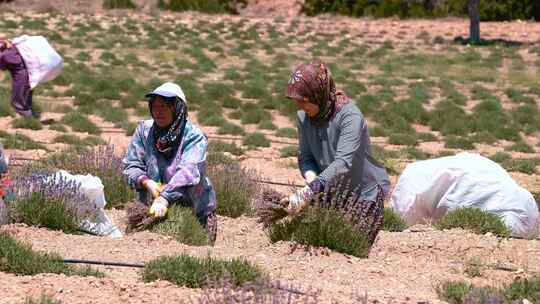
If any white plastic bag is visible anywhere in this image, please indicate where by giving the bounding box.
[52,170,122,238]
[12,35,63,89]
[390,152,539,239]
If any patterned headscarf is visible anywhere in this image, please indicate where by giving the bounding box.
[148,96,188,158]
[286,61,350,126]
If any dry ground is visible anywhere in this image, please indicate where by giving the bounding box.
[0,6,539,304]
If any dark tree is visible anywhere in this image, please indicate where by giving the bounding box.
[534,0,540,21]
[468,0,481,43]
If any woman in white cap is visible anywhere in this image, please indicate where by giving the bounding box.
[122,82,218,243]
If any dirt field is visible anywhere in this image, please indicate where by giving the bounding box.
[0,2,540,303]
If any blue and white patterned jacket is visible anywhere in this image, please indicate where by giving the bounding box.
[122,119,216,221]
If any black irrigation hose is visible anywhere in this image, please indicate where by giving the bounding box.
[251,179,303,188]
[63,258,145,268]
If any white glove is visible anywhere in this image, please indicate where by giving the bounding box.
[304,170,317,185]
[149,196,169,218]
[143,179,161,199]
[280,185,314,214]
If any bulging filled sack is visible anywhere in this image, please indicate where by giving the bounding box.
[12,35,63,89]
[390,152,539,239]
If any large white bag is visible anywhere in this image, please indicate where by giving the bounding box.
[52,170,122,238]
[12,35,63,89]
[390,152,539,239]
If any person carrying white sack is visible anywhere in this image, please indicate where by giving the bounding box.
[0,35,62,118]
[390,152,539,239]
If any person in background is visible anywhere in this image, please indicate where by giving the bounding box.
[0,38,37,118]
[282,60,390,245]
[122,82,217,243]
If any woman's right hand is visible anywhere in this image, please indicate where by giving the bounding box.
[0,40,12,49]
[143,179,162,199]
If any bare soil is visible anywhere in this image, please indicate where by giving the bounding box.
[0,6,539,303]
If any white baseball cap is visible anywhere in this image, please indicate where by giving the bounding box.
[145,82,187,103]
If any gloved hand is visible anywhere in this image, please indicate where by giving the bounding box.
[304,170,317,185]
[149,196,169,218]
[143,179,162,199]
[280,185,314,214]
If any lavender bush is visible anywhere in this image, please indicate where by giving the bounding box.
[258,178,382,258]
[194,279,321,304]
[20,145,133,209]
[9,172,97,234]
[206,152,259,218]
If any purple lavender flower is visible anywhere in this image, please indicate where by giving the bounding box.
[12,171,98,222]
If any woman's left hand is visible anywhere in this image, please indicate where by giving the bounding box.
[149,196,169,217]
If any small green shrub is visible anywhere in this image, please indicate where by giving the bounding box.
[0,131,47,151]
[0,232,65,275]
[217,122,245,136]
[0,233,103,277]
[470,131,497,144]
[279,145,298,158]
[123,122,138,136]
[151,205,209,246]
[533,192,539,210]
[275,127,297,139]
[243,132,270,148]
[222,95,242,108]
[268,206,371,258]
[103,0,137,9]
[208,141,243,156]
[203,83,234,102]
[464,258,483,278]
[504,276,540,302]
[49,123,68,132]
[383,208,407,232]
[438,276,540,304]
[444,135,474,150]
[143,254,263,288]
[53,134,83,146]
[388,133,418,146]
[502,158,539,174]
[12,117,43,130]
[240,104,271,125]
[436,281,471,304]
[429,110,470,136]
[97,105,128,126]
[417,132,437,142]
[25,294,62,304]
[436,208,510,237]
[489,151,512,164]
[506,88,535,104]
[198,113,227,127]
[0,86,15,117]
[85,135,107,146]
[257,120,277,130]
[61,112,101,135]
[77,51,90,61]
[506,141,534,153]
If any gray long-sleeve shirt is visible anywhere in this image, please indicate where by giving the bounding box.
[297,102,390,201]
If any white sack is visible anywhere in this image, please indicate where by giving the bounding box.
[390,152,539,239]
[52,170,122,238]
[12,35,63,89]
